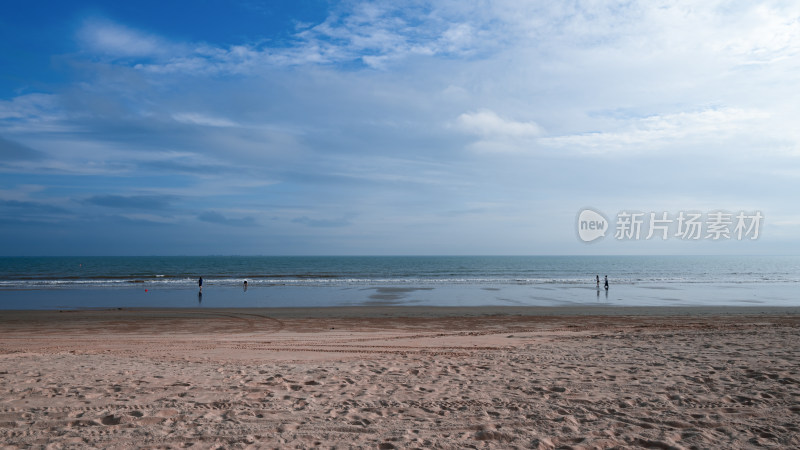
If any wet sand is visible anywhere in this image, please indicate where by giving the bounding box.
[1,307,799,448]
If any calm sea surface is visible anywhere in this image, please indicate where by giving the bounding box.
[1,256,798,310]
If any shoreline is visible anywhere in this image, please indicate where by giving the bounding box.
[2,280,800,310]
[2,304,800,319]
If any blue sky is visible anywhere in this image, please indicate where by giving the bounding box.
[1,0,799,255]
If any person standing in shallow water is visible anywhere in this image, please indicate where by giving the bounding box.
[198,276,203,292]
[604,275,609,290]
[596,275,600,288]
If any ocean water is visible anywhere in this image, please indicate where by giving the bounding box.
[0,255,798,310]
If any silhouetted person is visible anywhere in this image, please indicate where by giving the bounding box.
[604,275,609,291]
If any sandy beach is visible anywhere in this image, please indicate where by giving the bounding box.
[1,306,799,449]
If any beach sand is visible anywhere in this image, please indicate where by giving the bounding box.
[1,306,799,449]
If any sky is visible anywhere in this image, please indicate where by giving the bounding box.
[1,0,799,256]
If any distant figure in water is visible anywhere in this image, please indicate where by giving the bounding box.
[243,280,248,292]
[596,275,600,288]
[198,276,203,292]
[604,275,609,291]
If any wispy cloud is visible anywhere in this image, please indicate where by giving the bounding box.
[197,211,257,227]
[85,195,177,210]
[294,2,487,68]
[454,110,542,154]
[712,4,800,65]
[0,94,60,120]
[0,136,45,161]
[116,213,178,225]
[75,3,490,75]
[292,215,353,228]
[0,94,69,133]
[457,110,542,138]
[60,1,800,78]
[77,18,174,59]
[0,199,70,215]
[172,113,239,128]
[540,108,771,155]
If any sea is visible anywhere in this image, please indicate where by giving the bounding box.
[0,255,798,310]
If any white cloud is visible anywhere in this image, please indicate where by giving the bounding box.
[0,93,77,134]
[119,213,178,224]
[540,108,772,155]
[0,94,61,121]
[454,110,543,154]
[172,113,239,128]
[712,4,800,65]
[77,19,172,59]
[79,3,490,74]
[68,1,800,79]
[457,110,542,138]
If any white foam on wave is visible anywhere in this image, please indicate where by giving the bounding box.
[3,274,800,289]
